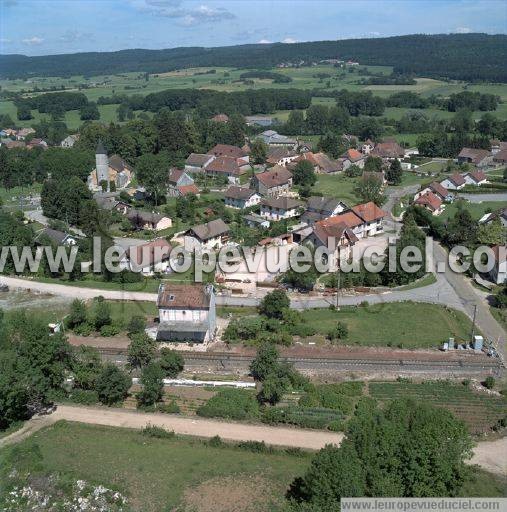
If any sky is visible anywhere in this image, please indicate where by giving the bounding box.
[1,0,506,56]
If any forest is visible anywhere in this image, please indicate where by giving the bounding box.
[1,33,506,82]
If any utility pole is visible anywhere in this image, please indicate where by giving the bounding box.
[470,304,477,343]
[335,258,341,310]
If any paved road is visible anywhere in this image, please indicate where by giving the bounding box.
[0,274,465,312]
[25,210,85,237]
[432,241,506,359]
[1,405,505,475]
[460,193,507,203]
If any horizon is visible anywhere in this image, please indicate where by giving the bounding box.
[1,0,506,57]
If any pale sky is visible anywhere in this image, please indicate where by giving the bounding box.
[1,0,506,56]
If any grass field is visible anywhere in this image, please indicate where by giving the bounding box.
[311,174,360,203]
[0,421,309,512]
[0,420,504,512]
[299,302,475,348]
[440,200,506,220]
[368,380,507,434]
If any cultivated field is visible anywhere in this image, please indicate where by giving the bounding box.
[368,380,507,434]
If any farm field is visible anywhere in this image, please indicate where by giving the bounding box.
[368,380,507,434]
[298,302,475,348]
[0,421,309,512]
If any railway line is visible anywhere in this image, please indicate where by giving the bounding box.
[96,347,504,376]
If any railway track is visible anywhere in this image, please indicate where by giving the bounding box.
[96,347,504,372]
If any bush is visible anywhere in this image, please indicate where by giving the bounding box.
[236,440,273,453]
[73,322,93,336]
[484,376,495,390]
[141,424,175,439]
[206,435,225,448]
[127,315,146,334]
[159,348,184,378]
[67,389,99,405]
[95,364,131,406]
[158,400,180,414]
[327,322,349,341]
[100,324,120,337]
[197,388,259,420]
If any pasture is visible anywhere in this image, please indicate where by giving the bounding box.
[2,64,507,130]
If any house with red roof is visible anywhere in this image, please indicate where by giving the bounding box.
[414,192,443,216]
[307,218,358,265]
[414,182,449,202]
[341,148,365,169]
[167,168,199,197]
[315,201,387,240]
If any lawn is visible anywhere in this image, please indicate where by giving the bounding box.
[300,302,475,348]
[0,421,309,512]
[311,174,360,204]
[440,200,507,221]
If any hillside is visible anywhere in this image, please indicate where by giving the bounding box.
[1,33,506,82]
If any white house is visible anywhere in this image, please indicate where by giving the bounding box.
[185,153,216,174]
[489,245,506,285]
[156,283,217,343]
[302,196,348,224]
[440,174,466,191]
[463,170,488,186]
[60,134,79,148]
[260,196,303,221]
[224,186,261,209]
[184,218,230,252]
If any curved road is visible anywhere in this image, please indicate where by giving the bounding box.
[1,405,505,476]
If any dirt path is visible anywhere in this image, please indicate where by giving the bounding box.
[53,405,343,450]
[0,414,57,448]
[469,436,507,475]
[2,406,505,476]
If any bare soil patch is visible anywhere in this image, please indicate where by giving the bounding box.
[182,475,280,512]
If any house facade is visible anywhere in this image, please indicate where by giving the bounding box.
[184,218,230,251]
[156,283,217,343]
[260,196,303,221]
[167,168,199,197]
[414,192,444,216]
[253,167,293,197]
[440,174,466,191]
[127,210,172,231]
[185,153,216,173]
[224,186,261,209]
[489,245,506,285]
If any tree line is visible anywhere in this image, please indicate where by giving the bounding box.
[2,33,506,81]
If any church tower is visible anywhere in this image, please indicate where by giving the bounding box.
[95,141,110,191]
